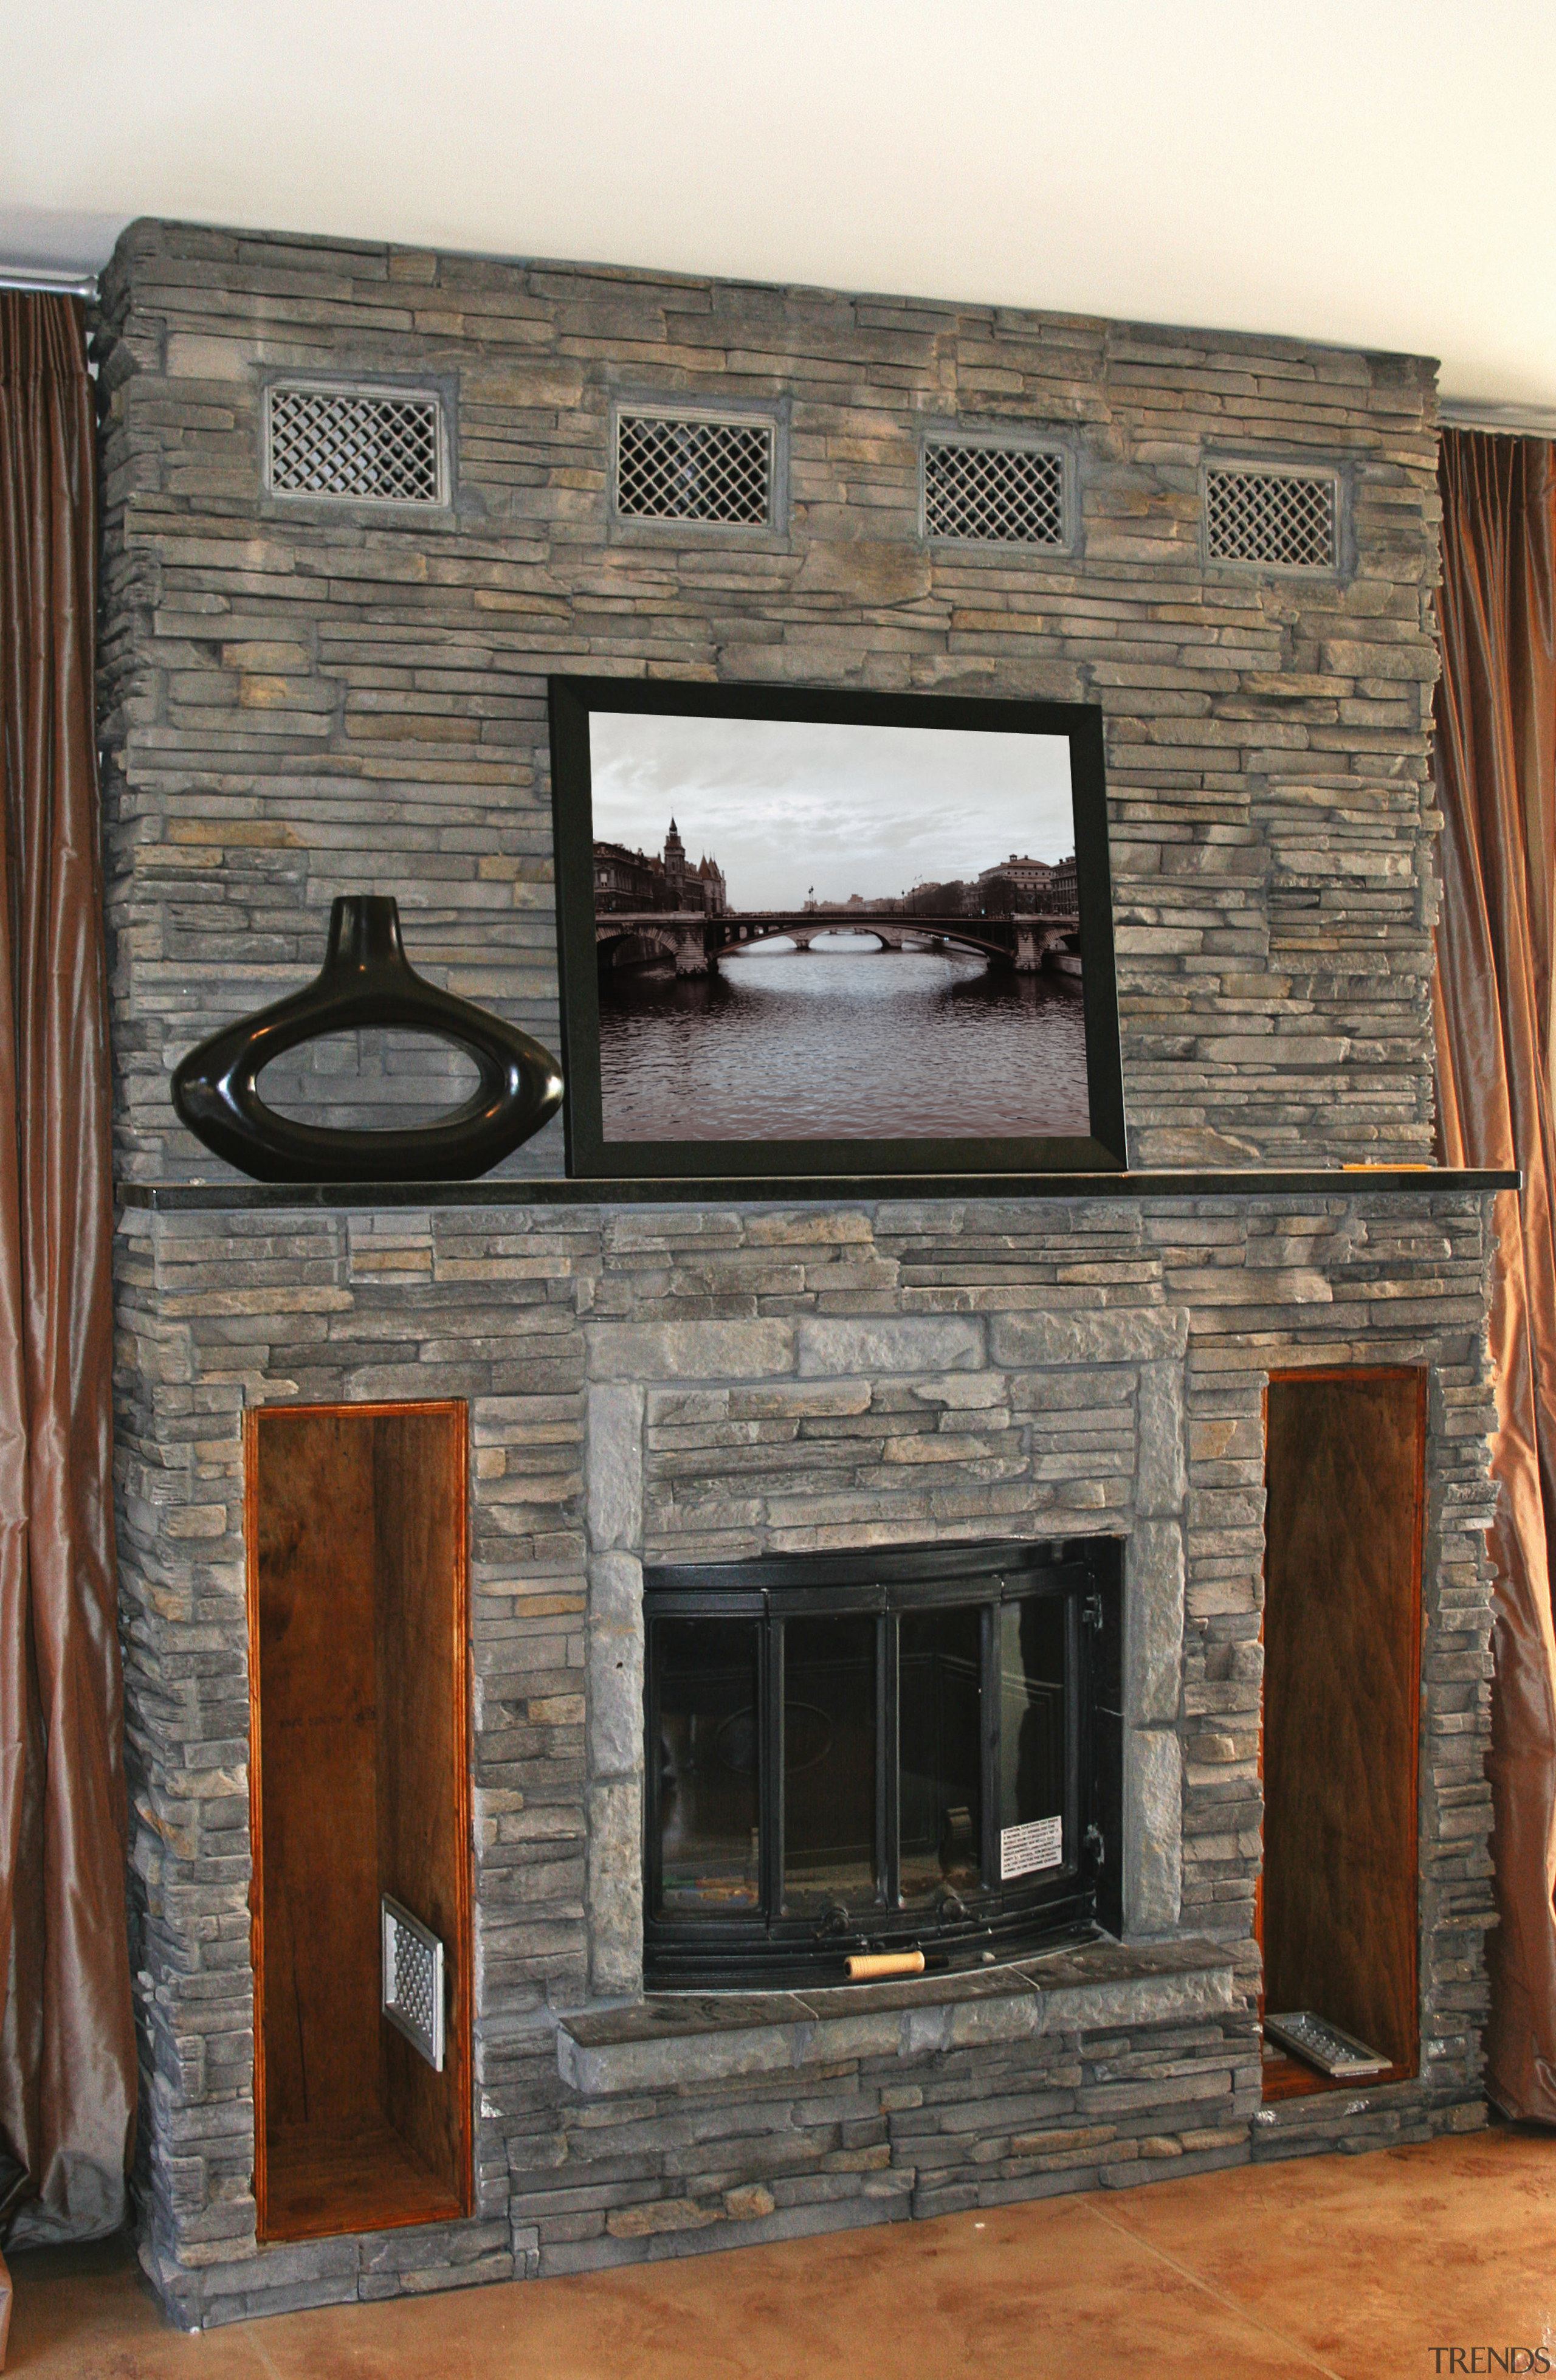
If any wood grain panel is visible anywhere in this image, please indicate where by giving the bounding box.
[1261,1369,1423,2082]
[374,1407,471,2212]
[264,2116,463,2240]
[255,1412,380,2130]
[248,1400,472,2240]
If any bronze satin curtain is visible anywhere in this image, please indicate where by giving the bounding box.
[1434,427,1556,2122]
[0,293,134,2247]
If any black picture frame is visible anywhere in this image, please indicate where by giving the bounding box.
[548,677,1127,1181]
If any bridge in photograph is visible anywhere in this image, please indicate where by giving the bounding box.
[595,906,1080,978]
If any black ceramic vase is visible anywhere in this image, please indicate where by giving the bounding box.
[171,896,565,1182]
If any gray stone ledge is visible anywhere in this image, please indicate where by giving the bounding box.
[556,1939,1242,2097]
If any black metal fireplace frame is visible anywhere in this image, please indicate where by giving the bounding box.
[643,1536,1123,1987]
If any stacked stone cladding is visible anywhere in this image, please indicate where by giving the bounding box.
[94,209,1492,2334]
[114,1188,1498,2324]
[94,219,1446,1178]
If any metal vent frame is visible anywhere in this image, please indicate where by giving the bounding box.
[263,378,453,512]
[381,1893,446,2071]
[928,435,1075,550]
[1203,458,1344,574]
[610,399,786,534]
[921,430,1072,550]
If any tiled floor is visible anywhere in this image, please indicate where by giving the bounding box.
[5,2127,1552,2379]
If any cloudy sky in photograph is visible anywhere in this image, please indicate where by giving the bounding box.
[588,713,1076,910]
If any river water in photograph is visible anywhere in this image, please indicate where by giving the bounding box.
[598,932,1089,1140]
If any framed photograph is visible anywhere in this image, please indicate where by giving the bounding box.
[548,678,1126,1181]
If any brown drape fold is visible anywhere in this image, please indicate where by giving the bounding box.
[1434,427,1556,2122]
[0,293,134,2241]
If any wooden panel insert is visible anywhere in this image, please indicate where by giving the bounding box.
[248,1401,472,2240]
[1260,1368,1424,2099]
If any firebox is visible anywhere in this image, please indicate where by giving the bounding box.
[643,1537,1123,1985]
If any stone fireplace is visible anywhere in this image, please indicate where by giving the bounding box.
[97,221,1506,2327]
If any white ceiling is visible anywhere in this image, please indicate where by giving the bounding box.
[4,0,1555,414]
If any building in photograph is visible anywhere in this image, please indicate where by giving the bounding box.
[976,854,1077,914]
[594,839,672,914]
[594,823,727,916]
[661,816,689,904]
[977,852,1054,900]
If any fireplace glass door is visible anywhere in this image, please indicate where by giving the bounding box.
[656,1617,762,1911]
[644,1537,1121,1985]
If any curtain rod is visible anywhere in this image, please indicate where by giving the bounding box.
[0,266,99,302]
[1439,398,1556,439]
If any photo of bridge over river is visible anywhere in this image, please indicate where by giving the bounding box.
[589,710,1089,1143]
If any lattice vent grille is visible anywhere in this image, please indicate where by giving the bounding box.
[616,413,773,525]
[924,441,1065,544]
[267,387,444,505]
[381,1895,445,2070]
[1206,467,1337,568]
[394,1929,435,2035]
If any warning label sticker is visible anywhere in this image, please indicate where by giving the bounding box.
[1000,1815,1064,1880]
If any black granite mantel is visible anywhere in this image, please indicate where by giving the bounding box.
[116,1167,1519,1212]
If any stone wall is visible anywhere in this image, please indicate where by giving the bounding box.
[94,215,1497,2336]
[94,220,1445,1182]
[114,1185,1498,2324]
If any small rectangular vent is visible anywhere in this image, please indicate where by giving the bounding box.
[616,413,773,526]
[924,440,1065,545]
[381,1894,446,2071]
[267,386,444,505]
[1207,466,1337,568]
